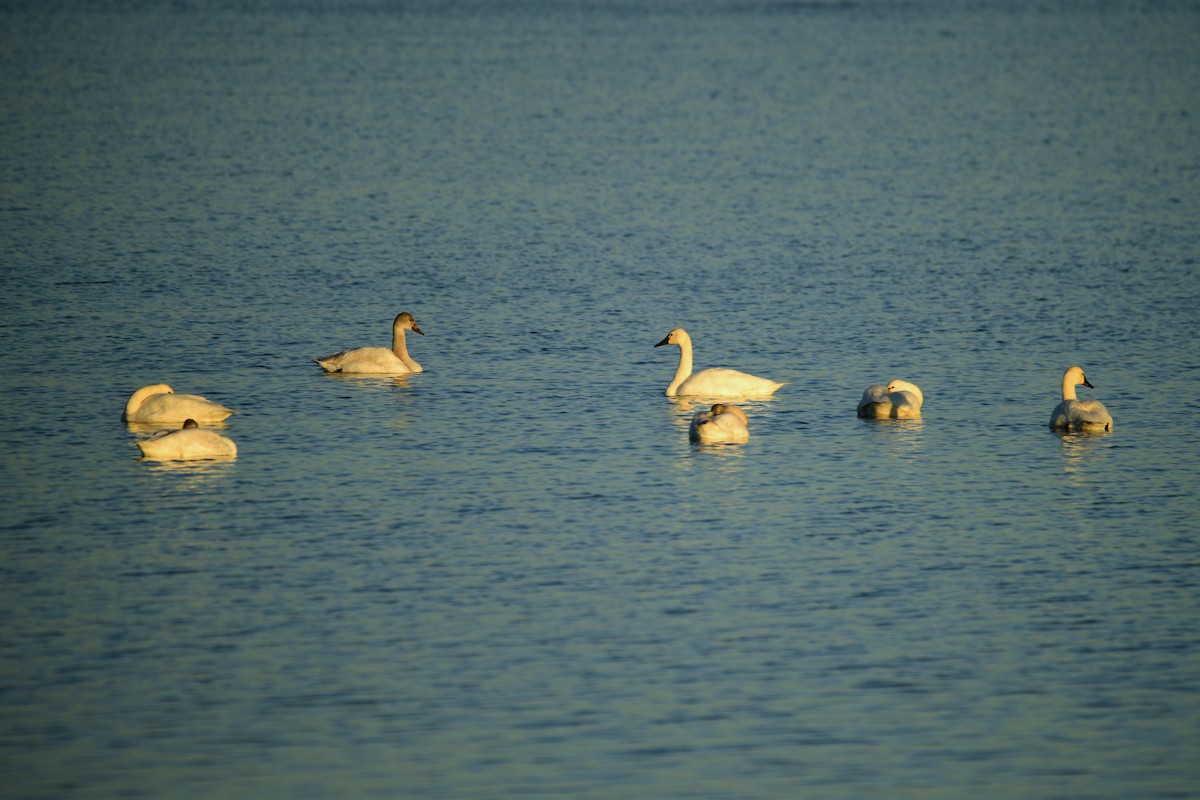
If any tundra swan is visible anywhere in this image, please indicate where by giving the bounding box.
[857,379,923,419]
[136,419,238,461]
[654,328,783,397]
[315,312,424,374]
[1050,365,1113,432]
[689,403,750,443]
[123,384,236,424]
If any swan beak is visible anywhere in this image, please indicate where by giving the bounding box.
[654,335,670,347]
[411,323,425,335]
[1082,378,1094,389]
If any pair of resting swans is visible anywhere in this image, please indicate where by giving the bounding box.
[314,312,424,374]
[136,419,238,461]
[655,328,784,398]
[1050,365,1113,432]
[124,385,238,461]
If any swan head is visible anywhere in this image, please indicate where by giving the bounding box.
[1063,365,1093,389]
[655,328,689,348]
[394,312,424,336]
[886,379,923,402]
[182,418,199,429]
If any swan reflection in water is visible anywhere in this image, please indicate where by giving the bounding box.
[139,457,237,492]
[1056,428,1113,490]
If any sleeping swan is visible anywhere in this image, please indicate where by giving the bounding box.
[654,328,784,397]
[136,419,237,461]
[1050,365,1113,432]
[124,384,236,424]
[314,312,424,374]
[857,379,923,419]
[689,403,750,443]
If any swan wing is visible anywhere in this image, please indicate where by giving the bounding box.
[315,346,411,374]
[677,368,782,398]
[137,429,237,461]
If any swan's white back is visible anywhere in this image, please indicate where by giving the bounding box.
[123,384,236,424]
[136,421,238,461]
[315,311,424,374]
[689,403,750,443]
[1050,365,1113,431]
[857,379,923,419]
[655,328,783,398]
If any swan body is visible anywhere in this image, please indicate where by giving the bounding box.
[1050,365,1113,432]
[689,403,750,443]
[136,419,237,461]
[315,312,424,374]
[654,328,783,397]
[857,379,923,419]
[124,384,236,424]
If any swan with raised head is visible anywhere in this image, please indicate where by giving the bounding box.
[123,384,236,424]
[654,328,783,397]
[314,312,424,374]
[689,403,750,443]
[1050,365,1113,432]
[136,419,238,461]
[857,379,923,419]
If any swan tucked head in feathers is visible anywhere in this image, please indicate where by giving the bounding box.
[654,327,784,398]
[124,384,236,424]
[135,419,238,461]
[689,403,750,443]
[1050,365,1113,432]
[857,378,923,419]
[314,311,425,374]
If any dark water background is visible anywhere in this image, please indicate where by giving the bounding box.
[2,1,1198,797]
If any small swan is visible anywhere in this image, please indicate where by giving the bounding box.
[136,419,238,461]
[654,328,784,397]
[314,312,424,374]
[124,384,236,424]
[1050,365,1113,432]
[857,379,923,419]
[689,403,750,443]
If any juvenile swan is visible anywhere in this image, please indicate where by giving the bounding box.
[1050,365,1113,432]
[857,379,923,419]
[315,312,424,374]
[689,403,750,443]
[654,328,783,397]
[123,384,236,424]
[136,419,238,461]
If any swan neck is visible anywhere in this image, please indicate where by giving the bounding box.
[667,335,694,395]
[392,327,421,372]
[1061,375,1078,401]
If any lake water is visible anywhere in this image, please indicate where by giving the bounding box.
[2,0,1199,797]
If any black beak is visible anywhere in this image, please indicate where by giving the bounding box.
[412,324,425,336]
[1082,378,1093,389]
[654,335,670,347]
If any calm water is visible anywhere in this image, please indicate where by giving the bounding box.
[2,1,1199,797]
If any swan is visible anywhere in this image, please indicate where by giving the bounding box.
[689,403,750,443]
[124,384,236,424]
[136,419,237,461]
[857,379,923,419]
[1050,365,1113,432]
[314,312,424,374]
[654,328,784,397]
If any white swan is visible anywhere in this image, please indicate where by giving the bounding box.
[124,384,236,424]
[315,312,424,374]
[654,328,784,397]
[857,379,923,419]
[136,419,238,461]
[689,403,750,443]
[1050,365,1113,432]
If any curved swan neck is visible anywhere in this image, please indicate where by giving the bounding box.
[667,332,694,395]
[125,384,171,417]
[392,327,421,372]
[1061,372,1079,401]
